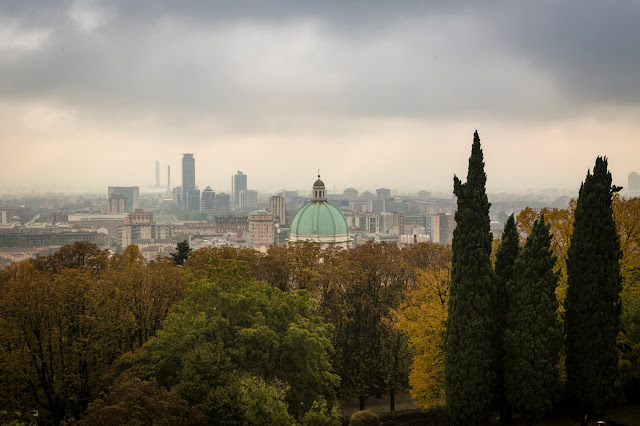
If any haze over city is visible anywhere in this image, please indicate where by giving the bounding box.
[1,1,639,195]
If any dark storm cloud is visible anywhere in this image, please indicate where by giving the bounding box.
[1,0,639,121]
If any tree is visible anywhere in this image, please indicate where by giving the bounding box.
[171,240,191,265]
[504,216,562,424]
[444,131,494,424]
[0,243,186,425]
[323,242,410,410]
[565,157,622,422]
[148,256,338,421]
[517,203,575,320]
[492,214,519,423]
[393,265,451,410]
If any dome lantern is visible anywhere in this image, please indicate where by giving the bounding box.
[312,174,326,201]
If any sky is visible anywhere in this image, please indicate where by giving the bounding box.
[1,1,639,196]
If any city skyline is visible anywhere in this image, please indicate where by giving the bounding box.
[1,2,639,194]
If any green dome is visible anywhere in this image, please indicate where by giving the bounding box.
[290,201,348,237]
[313,179,325,187]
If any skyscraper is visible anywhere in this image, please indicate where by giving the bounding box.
[182,154,196,209]
[231,170,247,207]
[155,160,160,187]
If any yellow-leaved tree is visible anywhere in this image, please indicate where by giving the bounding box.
[392,264,451,410]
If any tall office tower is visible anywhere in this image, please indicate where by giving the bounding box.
[107,186,140,212]
[239,189,258,210]
[231,170,247,207]
[376,188,391,200]
[201,186,216,218]
[182,154,196,209]
[155,161,160,187]
[629,172,640,196]
[269,195,286,226]
[167,166,171,193]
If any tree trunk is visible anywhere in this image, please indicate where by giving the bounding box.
[359,394,365,411]
[390,387,395,412]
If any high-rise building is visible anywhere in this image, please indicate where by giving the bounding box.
[629,172,640,197]
[376,188,391,200]
[186,188,201,211]
[215,193,231,216]
[201,186,216,218]
[231,170,247,207]
[269,195,286,226]
[109,192,126,214]
[239,189,258,210]
[107,186,140,213]
[167,165,171,193]
[155,160,160,187]
[182,154,196,209]
[429,213,455,245]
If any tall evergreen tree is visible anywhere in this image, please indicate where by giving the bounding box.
[504,216,562,424]
[565,157,622,422]
[444,131,494,424]
[171,240,191,265]
[493,214,519,423]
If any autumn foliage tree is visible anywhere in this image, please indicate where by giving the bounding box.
[0,242,186,425]
[394,261,451,409]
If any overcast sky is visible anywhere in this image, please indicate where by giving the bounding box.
[1,0,639,196]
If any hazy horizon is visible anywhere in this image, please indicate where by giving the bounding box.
[2,1,638,196]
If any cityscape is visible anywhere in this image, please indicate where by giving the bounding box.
[1,152,640,266]
[1,2,640,425]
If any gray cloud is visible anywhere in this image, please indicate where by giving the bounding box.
[1,0,637,127]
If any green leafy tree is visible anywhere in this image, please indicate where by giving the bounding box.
[171,240,191,265]
[148,256,338,422]
[492,214,519,423]
[504,216,562,424]
[302,399,342,426]
[565,157,622,422]
[444,131,494,424]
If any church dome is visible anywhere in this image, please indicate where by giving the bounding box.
[290,201,348,237]
[288,175,351,248]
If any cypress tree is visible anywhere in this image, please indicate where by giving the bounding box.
[493,214,519,423]
[444,131,494,424]
[504,216,562,424]
[565,157,622,423]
